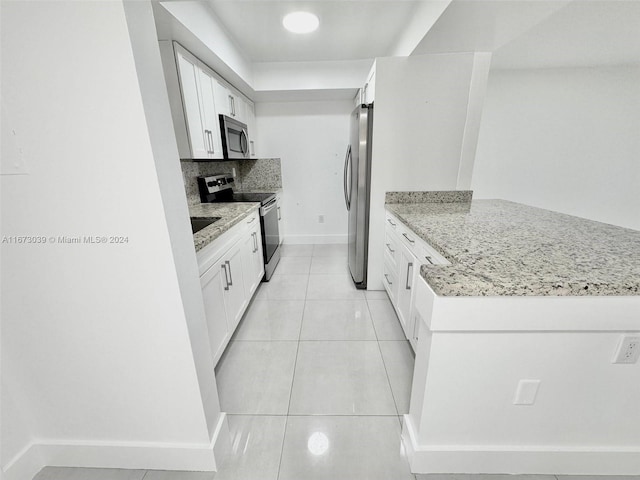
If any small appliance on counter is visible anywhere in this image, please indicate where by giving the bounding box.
[197,174,280,280]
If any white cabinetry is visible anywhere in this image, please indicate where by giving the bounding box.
[197,210,264,365]
[173,44,223,160]
[383,211,449,351]
[160,41,258,160]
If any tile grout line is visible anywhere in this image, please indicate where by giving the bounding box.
[276,268,311,480]
[365,296,404,424]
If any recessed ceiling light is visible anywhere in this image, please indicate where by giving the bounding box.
[282,11,319,34]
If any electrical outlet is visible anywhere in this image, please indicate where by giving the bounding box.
[513,379,540,405]
[613,336,640,364]
[318,215,325,224]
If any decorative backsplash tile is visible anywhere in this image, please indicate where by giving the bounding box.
[237,158,282,191]
[385,190,473,204]
[181,158,282,205]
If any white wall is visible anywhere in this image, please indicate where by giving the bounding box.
[472,65,640,231]
[1,1,216,478]
[256,101,352,244]
[368,53,484,289]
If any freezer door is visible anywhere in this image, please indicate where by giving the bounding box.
[347,105,371,287]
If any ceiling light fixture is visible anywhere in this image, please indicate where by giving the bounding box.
[282,11,319,34]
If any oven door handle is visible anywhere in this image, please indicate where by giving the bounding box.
[260,199,277,216]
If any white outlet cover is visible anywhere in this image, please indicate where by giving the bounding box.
[513,379,540,405]
[612,336,640,364]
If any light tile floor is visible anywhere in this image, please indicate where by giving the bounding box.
[213,243,416,479]
[35,245,632,480]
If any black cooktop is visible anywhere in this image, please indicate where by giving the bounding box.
[232,192,275,204]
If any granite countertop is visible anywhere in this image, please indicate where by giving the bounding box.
[385,200,640,297]
[189,203,260,252]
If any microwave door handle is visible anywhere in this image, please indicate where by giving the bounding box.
[240,129,249,157]
[343,145,351,210]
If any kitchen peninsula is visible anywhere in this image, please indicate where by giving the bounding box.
[383,194,640,475]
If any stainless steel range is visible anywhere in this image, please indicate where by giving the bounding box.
[197,174,281,280]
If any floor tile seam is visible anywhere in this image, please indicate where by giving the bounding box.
[374,330,403,417]
[363,295,381,342]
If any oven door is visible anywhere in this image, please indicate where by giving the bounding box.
[260,198,280,263]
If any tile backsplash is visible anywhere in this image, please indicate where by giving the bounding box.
[181,158,282,205]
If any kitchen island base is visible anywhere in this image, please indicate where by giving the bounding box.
[403,276,640,475]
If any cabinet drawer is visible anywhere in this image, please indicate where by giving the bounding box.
[418,242,450,266]
[384,229,399,266]
[382,261,398,304]
[385,213,399,232]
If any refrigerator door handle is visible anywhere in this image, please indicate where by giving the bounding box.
[343,145,351,210]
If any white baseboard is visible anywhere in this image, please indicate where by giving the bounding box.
[402,415,640,475]
[2,414,231,480]
[2,443,46,480]
[282,234,347,245]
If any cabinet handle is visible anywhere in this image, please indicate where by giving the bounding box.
[247,216,256,224]
[425,256,434,265]
[277,206,281,220]
[229,95,235,116]
[406,262,413,290]
[208,130,214,154]
[384,274,393,286]
[387,218,396,227]
[221,264,229,291]
[402,233,415,244]
[225,260,233,286]
[386,243,395,254]
[252,232,258,253]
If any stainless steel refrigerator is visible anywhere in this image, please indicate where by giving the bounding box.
[344,103,373,289]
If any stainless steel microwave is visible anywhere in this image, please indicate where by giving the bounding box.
[219,114,250,159]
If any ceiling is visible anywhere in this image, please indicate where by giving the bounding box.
[206,0,425,62]
[491,0,640,69]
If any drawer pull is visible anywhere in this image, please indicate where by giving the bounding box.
[247,216,256,224]
[402,233,415,244]
[387,218,396,227]
[386,243,395,254]
[221,264,229,291]
[406,262,413,290]
[384,274,393,286]
[425,256,434,265]
[225,260,233,286]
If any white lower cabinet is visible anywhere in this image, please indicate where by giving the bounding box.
[384,211,449,351]
[396,241,416,341]
[198,210,263,365]
[200,256,230,363]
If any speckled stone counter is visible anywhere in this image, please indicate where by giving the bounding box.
[386,200,640,297]
[189,203,260,252]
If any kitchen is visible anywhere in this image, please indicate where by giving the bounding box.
[2,1,639,480]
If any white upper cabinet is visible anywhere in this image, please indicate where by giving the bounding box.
[197,68,223,159]
[176,51,209,159]
[173,43,223,160]
[160,41,258,161]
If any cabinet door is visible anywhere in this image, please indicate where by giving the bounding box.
[176,51,208,158]
[223,241,247,331]
[197,68,223,159]
[213,80,231,117]
[397,242,416,339]
[201,257,230,364]
[242,218,265,298]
